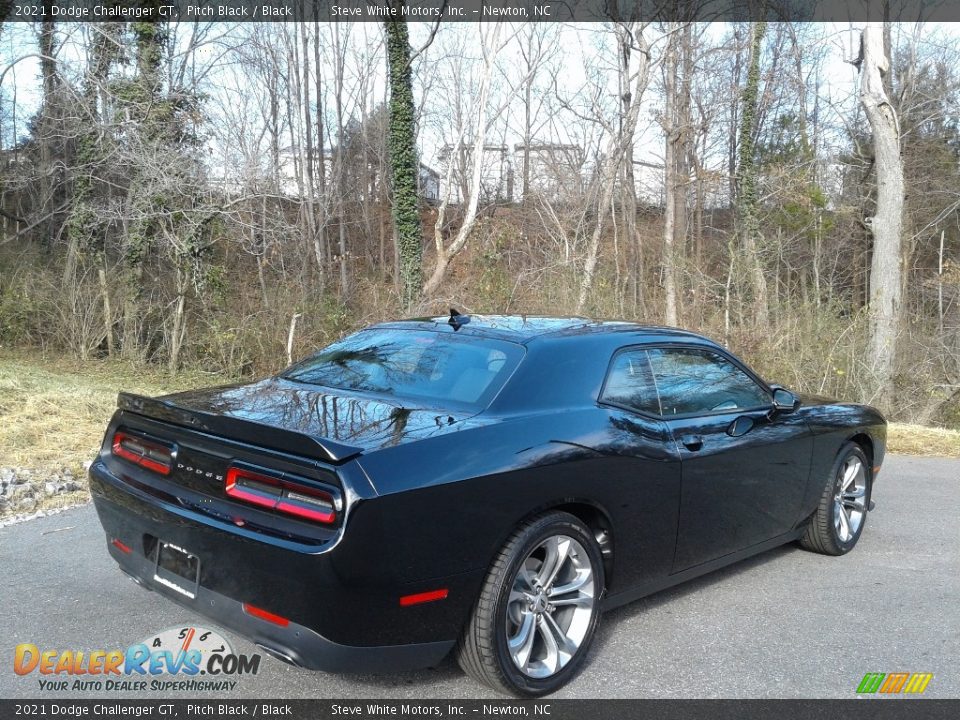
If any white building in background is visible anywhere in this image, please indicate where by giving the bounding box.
[437,144,514,204]
[418,164,442,202]
[513,143,588,202]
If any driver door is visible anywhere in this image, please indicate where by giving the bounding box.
[642,346,813,572]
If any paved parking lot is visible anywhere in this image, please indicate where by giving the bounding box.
[1,455,957,699]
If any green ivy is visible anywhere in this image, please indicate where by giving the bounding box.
[384,7,423,309]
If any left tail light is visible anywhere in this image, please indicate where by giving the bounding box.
[111,431,173,476]
[225,465,336,524]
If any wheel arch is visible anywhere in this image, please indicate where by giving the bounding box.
[511,499,616,591]
[847,432,874,467]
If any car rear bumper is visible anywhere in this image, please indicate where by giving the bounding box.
[89,460,461,673]
[105,539,453,673]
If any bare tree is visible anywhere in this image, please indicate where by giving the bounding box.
[423,22,506,299]
[858,23,905,406]
[661,23,680,326]
[576,22,651,313]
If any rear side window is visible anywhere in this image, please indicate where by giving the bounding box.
[647,347,770,416]
[600,350,660,415]
[281,329,523,411]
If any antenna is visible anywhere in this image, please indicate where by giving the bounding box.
[448,308,470,331]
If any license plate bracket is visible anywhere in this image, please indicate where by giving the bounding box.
[153,541,200,599]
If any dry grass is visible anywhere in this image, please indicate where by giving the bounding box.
[0,350,226,516]
[888,422,960,459]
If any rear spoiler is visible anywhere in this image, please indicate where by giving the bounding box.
[116,392,363,464]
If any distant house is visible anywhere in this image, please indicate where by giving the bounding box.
[418,163,441,202]
[437,144,514,204]
[513,143,586,201]
[276,146,333,198]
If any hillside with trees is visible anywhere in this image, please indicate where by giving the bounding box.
[1,17,958,428]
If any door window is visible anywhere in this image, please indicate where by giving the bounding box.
[646,347,770,416]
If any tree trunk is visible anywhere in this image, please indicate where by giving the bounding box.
[168,266,187,373]
[576,24,650,314]
[860,22,904,409]
[39,9,57,246]
[384,9,423,309]
[735,21,770,327]
[98,261,113,357]
[299,23,321,278]
[662,25,679,326]
[423,23,503,299]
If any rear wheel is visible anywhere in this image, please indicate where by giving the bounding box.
[456,512,603,696]
[800,442,871,555]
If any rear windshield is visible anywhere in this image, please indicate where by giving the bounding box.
[281,329,524,411]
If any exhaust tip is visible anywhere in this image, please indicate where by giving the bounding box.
[256,643,302,668]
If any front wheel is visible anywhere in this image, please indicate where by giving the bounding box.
[456,511,604,696]
[800,442,872,555]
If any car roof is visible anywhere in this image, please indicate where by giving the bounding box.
[371,314,710,345]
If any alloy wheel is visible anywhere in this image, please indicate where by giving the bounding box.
[505,534,597,679]
[833,455,867,542]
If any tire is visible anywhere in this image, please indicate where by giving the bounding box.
[800,442,872,555]
[456,511,604,697]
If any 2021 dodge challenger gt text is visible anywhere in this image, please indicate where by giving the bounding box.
[89,314,886,696]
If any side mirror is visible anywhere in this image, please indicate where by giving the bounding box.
[772,387,798,412]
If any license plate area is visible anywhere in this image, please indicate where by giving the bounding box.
[153,541,200,599]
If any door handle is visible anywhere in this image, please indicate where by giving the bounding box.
[680,434,704,451]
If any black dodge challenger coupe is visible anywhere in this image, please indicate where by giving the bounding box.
[90,314,885,696]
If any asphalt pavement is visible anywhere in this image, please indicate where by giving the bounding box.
[1,455,957,699]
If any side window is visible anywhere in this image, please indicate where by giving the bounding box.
[601,350,660,415]
[647,347,771,416]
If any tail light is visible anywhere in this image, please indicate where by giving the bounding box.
[112,431,173,476]
[225,465,336,524]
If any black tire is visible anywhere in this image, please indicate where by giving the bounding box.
[800,442,872,555]
[456,511,604,697]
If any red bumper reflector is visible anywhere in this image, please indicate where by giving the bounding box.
[242,603,290,627]
[111,538,132,554]
[399,588,449,607]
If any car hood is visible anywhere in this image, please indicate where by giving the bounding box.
[796,391,838,407]
[159,377,490,454]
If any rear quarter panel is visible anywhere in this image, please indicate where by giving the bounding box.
[352,406,681,596]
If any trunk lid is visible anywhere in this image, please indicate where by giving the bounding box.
[130,376,485,460]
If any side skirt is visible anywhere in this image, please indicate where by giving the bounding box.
[601,529,805,612]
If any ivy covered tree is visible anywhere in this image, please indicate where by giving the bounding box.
[384,2,422,309]
[734,20,770,328]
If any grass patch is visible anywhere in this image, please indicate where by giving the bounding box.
[0,350,229,517]
[888,422,960,459]
[0,350,224,472]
